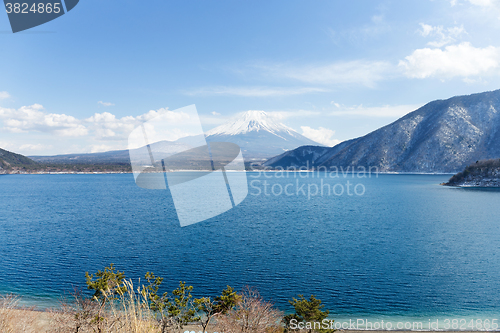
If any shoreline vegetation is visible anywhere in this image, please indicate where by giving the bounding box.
[444,159,500,187]
[0,147,134,175]
[0,147,482,176]
[2,266,495,333]
[0,165,133,175]
[0,264,332,333]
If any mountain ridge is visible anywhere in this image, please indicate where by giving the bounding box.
[265,89,500,173]
[0,148,37,167]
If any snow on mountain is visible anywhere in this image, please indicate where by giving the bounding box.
[265,89,500,173]
[206,111,296,138]
[205,110,322,160]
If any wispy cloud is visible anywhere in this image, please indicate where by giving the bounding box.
[265,110,322,120]
[328,11,391,45]
[19,143,53,151]
[467,0,498,7]
[257,60,393,88]
[184,86,327,97]
[98,101,115,107]
[450,0,500,18]
[330,104,423,118]
[399,42,500,79]
[300,126,340,146]
[90,144,114,153]
[0,91,10,100]
[418,23,466,47]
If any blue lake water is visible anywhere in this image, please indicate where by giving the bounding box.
[1,172,500,324]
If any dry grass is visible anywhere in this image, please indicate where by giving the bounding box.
[0,283,174,333]
[49,280,166,333]
[0,284,288,333]
[0,294,48,333]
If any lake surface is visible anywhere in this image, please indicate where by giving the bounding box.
[1,172,500,324]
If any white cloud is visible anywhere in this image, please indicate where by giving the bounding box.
[211,111,221,116]
[0,141,15,150]
[265,110,322,120]
[184,86,327,97]
[418,23,466,47]
[330,104,423,118]
[0,104,88,136]
[0,104,194,145]
[259,60,393,88]
[85,112,134,139]
[98,101,115,107]
[450,0,499,6]
[90,144,114,153]
[399,42,500,79]
[468,0,498,6]
[85,108,193,141]
[0,91,10,100]
[300,126,340,146]
[0,104,207,154]
[19,143,53,151]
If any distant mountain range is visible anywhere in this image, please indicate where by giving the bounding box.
[21,89,500,172]
[29,141,192,165]
[30,110,322,164]
[265,89,500,173]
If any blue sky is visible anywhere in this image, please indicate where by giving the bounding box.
[1,0,500,155]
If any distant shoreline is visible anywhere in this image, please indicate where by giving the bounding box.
[0,170,456,176]
[0,170,456,175]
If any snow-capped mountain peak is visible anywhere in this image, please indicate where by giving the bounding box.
[206,110,295,137]
[204,110,322,159]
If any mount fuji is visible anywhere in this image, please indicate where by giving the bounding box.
[30,110,321,165]
[203,111,322,160]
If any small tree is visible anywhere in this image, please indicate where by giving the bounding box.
[142,274,199,333]
[142,272,171,332]
[216,287,283,333]
[283,295,333,333]
[167,281,200,331]
[194,285,241,332]
[85,264,127,301]
[84,263,127,332]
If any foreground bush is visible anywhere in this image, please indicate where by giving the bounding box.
[215,287,284,333]
[0,264,334,333]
